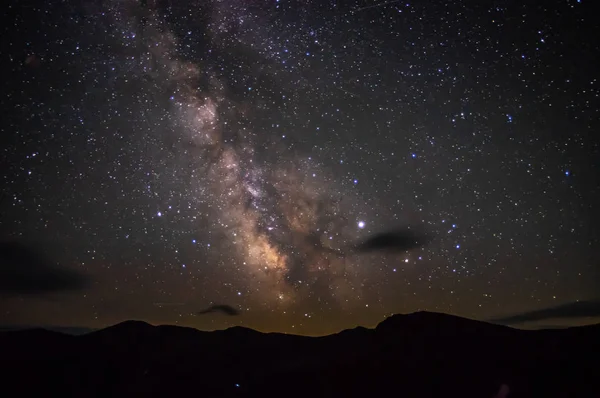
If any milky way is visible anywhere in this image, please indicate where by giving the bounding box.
[110,0,376,309]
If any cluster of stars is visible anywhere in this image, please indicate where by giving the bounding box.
[0,0,597,335]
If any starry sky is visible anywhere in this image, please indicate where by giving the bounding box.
[1,0,599,336]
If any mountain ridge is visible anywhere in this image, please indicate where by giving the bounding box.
[1,311,597,397]
[5,310,597,339]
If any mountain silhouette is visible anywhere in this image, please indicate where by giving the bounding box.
[0,311,597,397]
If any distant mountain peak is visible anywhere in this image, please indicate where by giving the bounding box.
[336,325,371,335]
[221,325,263,335]
[375,311,511,336]
[87,320,155,337]
[376,311,469,330]
[111,320,154,329]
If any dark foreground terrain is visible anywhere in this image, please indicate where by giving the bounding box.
[0,312,597,397]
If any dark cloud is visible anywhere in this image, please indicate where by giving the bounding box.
[353,227,431,254]
[490,300,600,324]
[0,241,90,296]
[197,304,241,316]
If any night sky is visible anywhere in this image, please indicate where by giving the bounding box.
[1,0,598,336]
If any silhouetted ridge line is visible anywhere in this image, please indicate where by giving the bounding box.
[1,312,598,397]
[375,311,515,336]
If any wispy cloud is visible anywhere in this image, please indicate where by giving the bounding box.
[0,241,90,296]
[197,304,240,316]
[490,300,600,324]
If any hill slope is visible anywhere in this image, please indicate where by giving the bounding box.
[0,312,597,397]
